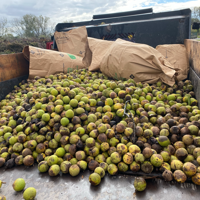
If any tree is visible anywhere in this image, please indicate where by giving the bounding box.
[191,7,200,23]
[11,18,24,37]
[11,14,52,38]
[192,7,200,20]
[0,18,8,37]
[191,7,200,37]
[49,22,56,37]
[191,18,200,24]
[63,20,73,23]
[34,15,51,37]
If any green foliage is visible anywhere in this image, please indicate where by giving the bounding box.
[191,17,200,24]
[0,50,15,55]
[11,14,53,38]
[0,37,46,54]
[191,7,200,39]
[192,7,200,21]
[63,20,73,23]
[29,42,39,47]
[5,33,14,38]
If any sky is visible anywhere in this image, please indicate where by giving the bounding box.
[0,0,199,25]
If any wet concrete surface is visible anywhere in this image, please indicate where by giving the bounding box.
[0,165,200,200]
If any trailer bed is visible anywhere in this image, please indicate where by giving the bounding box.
[1,166,200,200]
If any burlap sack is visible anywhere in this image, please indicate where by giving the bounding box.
[100,39,176,86]
[156,44,189,81]
[88,37,114,71]
[54,26,92,67]
[23,46,85,79]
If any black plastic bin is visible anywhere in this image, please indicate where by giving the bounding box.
[53,8,191,48]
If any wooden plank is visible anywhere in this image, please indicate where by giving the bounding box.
[0,53,29,82]
[185,39,200,78]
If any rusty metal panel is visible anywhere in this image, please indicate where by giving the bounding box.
[0,53,29,82]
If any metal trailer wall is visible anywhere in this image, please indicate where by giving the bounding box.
[53,8,191,49]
